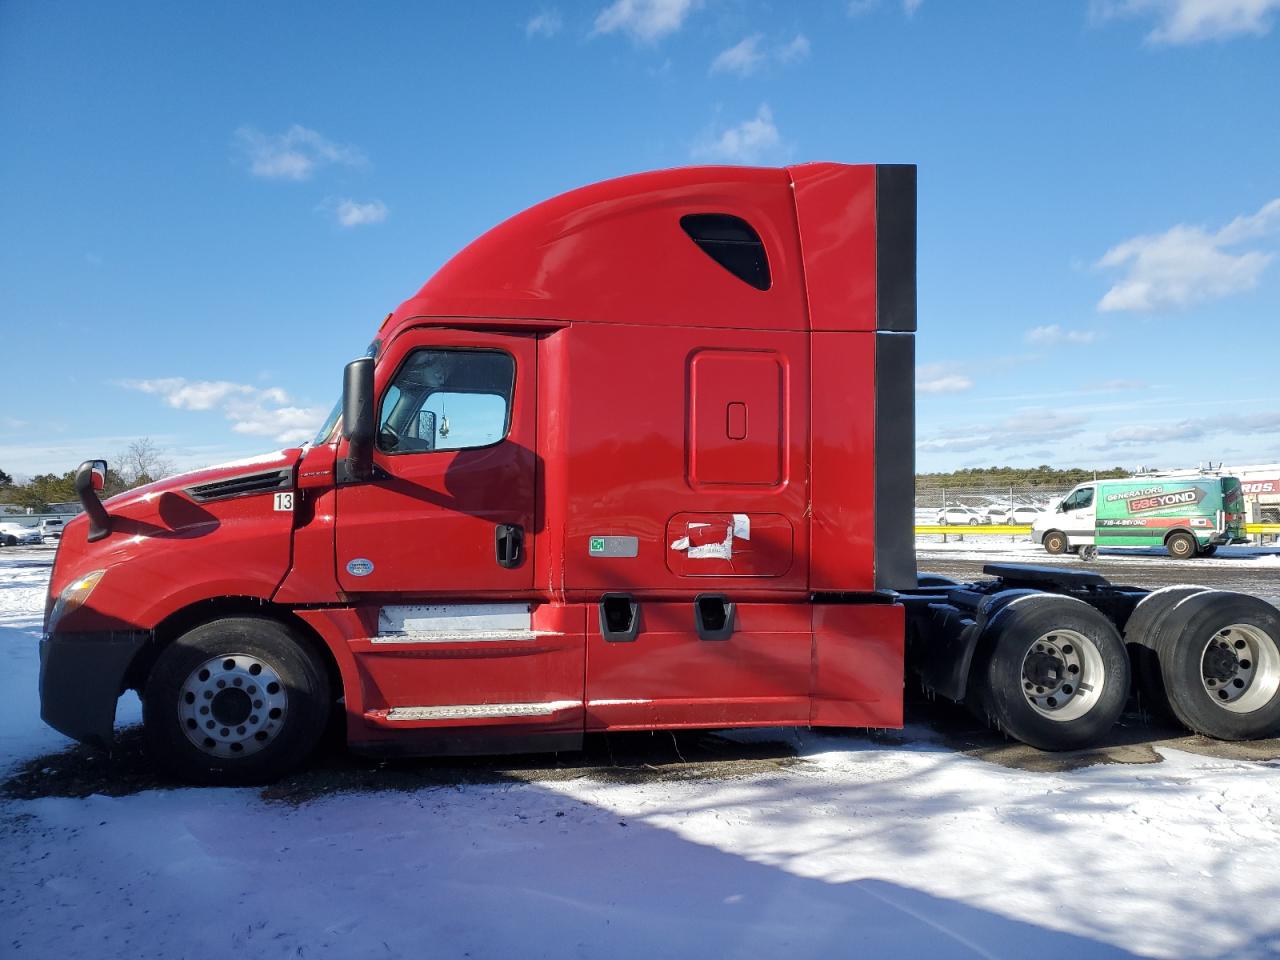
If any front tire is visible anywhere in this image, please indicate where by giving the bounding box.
[1166,531,1198,559]
[143,617,331,785]
[975,596,1129,750]
[1042,531,1067,555]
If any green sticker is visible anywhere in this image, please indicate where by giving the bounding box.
[589,535,638,558]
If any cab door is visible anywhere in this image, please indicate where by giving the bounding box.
[335,329,537,595]
[1058,485,1096,545]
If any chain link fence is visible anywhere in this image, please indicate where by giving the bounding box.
[913,482,1073,542]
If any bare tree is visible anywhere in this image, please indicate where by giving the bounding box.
[114,438,176,489]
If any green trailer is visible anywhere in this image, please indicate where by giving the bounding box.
[1033,476,1247,558]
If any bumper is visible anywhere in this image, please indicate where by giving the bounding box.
[39,630,149,747]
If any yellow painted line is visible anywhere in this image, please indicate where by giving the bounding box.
[915,524,1280,535]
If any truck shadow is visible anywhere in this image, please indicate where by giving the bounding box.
[0,767,1169,959]
[897,692,1280,771]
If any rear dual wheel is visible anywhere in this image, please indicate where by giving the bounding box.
[972,596,1130,750]
[1131,591,1280,741]
[143,617,331,785]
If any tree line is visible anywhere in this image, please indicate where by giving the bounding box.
[0,439,176,512]
[917,465,1132,490]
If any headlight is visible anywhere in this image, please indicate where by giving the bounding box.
[45,569,106,636]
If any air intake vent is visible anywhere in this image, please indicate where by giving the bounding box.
[680,214,771,291]
[186,469,293,503]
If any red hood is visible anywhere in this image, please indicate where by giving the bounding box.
[104,448,303,510]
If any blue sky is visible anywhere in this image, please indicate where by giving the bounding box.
[1,0,1278,479]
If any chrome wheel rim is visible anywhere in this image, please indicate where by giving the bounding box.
[1020,628,1105,722]
[178,654,288,758]
[1200,624,1280,714]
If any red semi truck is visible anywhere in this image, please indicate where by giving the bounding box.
[40,164,1280,783]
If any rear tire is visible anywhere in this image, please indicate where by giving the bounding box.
[1155,592,1280,740]
[1043,531,1067,555]
[143,617,331,785]
[1166,531,1198,560]
[978,596,1130,750]
[3,535,15,547]
[1123,585,1211,721]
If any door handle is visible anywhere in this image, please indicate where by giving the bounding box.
[495,524,524,569]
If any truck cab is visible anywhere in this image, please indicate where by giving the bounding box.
[40,163,920,782]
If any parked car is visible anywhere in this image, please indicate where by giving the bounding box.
[0,522,43,546]
[987,505,1044,524]
[38,518,65,541]
[935,506,987,525]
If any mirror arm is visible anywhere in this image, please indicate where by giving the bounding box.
[74,460,112,542]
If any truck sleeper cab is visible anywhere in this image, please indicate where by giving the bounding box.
[39,165,1280,783]
[40,163,920,782]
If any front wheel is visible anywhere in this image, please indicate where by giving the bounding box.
[1166,531,1198,559]
[975,596,1130,750]
[143,617,331,785]
[1042,531,1067,555]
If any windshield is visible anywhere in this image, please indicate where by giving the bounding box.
[311,338,381,446]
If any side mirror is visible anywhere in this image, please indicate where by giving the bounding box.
[74,459,112,541]
[342,357,376,481]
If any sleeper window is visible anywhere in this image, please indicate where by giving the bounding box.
[377,349,514,453]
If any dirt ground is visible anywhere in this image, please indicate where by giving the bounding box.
[6,692,1275,806]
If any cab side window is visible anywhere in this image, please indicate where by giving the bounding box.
[1062,487,1095,511]
[377,349,515,453]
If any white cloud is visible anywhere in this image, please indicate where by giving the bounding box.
[1096,198,1280,312]
[123,378,254,411]
[916,363,973,394]
[710,35,765,76]
[1092,0,1280,44]
[1088,378,1148,391]
[335,199,388,228]
[903,0,923,14]
[233,125,365,181]
[692,104,782,163]
[778,34,811,63]
[1103,411,1280,447]
[1105,420,1206,445]
[848,0,878,14]
[917,409,1088,453]
[711,33,810,76]
[121,378,325,445]
[526,8,563,37]
[1025,324,1100,346]
[594,0,697,42]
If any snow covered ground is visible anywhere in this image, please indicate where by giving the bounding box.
[3,553,1279,959]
